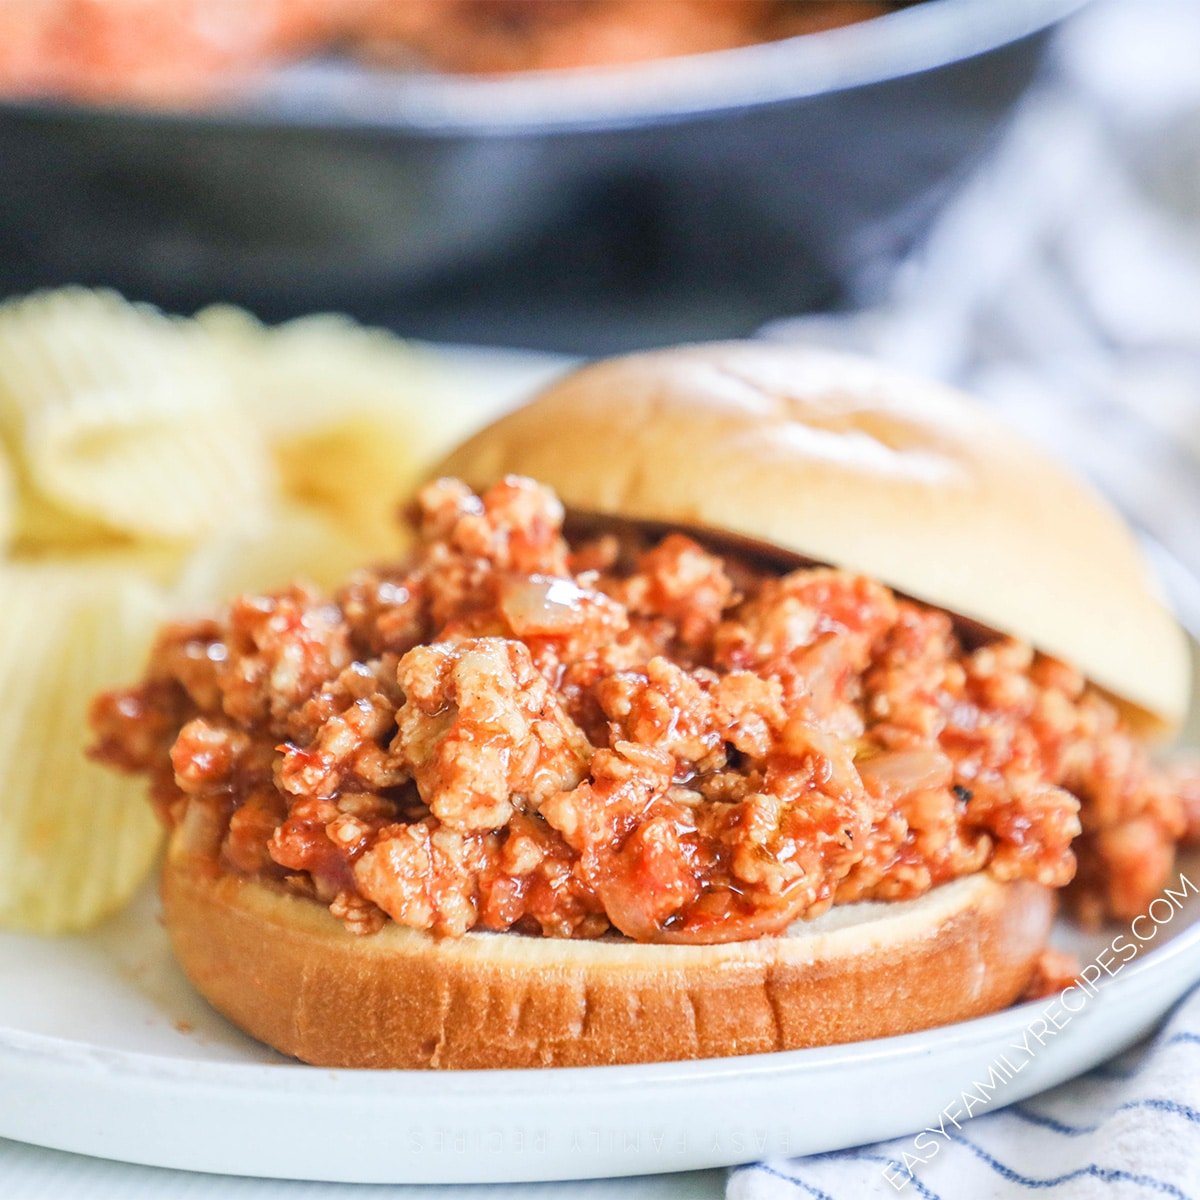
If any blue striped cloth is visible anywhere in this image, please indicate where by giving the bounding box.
[728,991,1200,1200]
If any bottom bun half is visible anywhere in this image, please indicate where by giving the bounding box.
[162,846,1055,1069]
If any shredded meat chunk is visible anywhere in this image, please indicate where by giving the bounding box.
[90,475,1196,941]
[394,637,591,831]
[1021,947,1083,1001]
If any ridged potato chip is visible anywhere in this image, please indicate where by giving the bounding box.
[199,307,555,557]
[0,287,536,933]
[173,500,393,607]
[0,564,168,934]
[196,305,446,551]
[0,288,273,542]
[0,444,13,552]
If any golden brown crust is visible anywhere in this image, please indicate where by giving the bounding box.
[437,342,1189,732]
[162,841,1055,1069]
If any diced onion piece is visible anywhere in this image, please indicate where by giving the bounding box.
[499,575,591,636]
[858,747,954,801]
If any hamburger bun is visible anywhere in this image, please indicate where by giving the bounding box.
[155,341,1182,1068]
[163,833,1054,1068]
[438,341,1189,731]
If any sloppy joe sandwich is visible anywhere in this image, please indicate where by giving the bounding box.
[90,342,1197,1068]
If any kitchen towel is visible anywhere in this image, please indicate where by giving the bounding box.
[743,1,1200,1197]
[729,989,1200,1200]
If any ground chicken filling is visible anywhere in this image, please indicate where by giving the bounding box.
[90,476,1197,943]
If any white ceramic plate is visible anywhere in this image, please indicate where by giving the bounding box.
[2,853,1200,1186]
[2,345,1199,1185]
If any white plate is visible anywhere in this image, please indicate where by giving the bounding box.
[2,352,1199,1184]
[3,858,1200,1186]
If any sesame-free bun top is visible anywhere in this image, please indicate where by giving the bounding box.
[437,342,1190,730]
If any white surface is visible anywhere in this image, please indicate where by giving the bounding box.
[0,1142,725,1200]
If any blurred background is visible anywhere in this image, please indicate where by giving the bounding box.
[0,0,1196,562]
[0,0,1084,351]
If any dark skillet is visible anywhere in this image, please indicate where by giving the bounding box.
[0,0,1088,351]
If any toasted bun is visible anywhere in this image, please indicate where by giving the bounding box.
[163,842,1053,1069]
[438,342,1189,731]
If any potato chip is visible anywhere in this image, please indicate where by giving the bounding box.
[195,305,438,441]
[10,490,120,553]
[0,288,551,934]
[0,444,13,552]
[195,306,447,549]
[173,500,402,607]
[0,288,273,542]
[0,563,168,934]
[195,306,556,561]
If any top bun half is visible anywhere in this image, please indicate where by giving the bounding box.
[436,342,1189,731]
